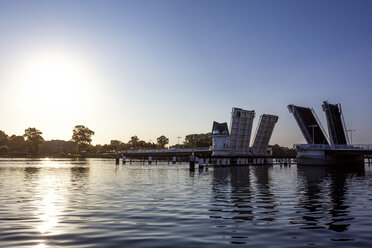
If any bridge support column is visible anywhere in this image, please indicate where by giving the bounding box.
[189,155,195,171]
[199,158,204,167]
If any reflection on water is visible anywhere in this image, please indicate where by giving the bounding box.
[0,159,372,247]
[295,165,365,233]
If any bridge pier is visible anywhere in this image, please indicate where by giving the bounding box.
[189,155,195,171]
[199,158,204,167]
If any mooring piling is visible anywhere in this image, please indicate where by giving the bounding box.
[189,155,195,171]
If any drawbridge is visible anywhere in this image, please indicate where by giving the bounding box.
[287,105,328,145]
[288,101,372,165]
[322,101,348,145]
[251,114,279,156]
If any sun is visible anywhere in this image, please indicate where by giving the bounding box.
[10,48,98,111]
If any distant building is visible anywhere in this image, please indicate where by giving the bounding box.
[211,121,230,156]
[229,107,255,155]
[41,140,76,155]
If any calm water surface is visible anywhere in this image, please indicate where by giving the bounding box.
[1,159,372,247]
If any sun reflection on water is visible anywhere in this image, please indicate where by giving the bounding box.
[33,168,69,243]
[34,243,46,248]
[38,188,59,234]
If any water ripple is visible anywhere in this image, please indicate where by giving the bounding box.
[0,159,372,247]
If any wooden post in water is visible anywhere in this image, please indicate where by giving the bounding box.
[148,156,152,165]
[199,158,204,167]
[189,154,195,171]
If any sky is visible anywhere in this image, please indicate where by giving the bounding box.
[0,0,371,147]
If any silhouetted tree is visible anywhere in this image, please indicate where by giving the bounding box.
[9,135,27,153]
[110,140,125,151]
[184,133,211,148]
[0,145,8,156]
[24,128,44,156]
[128,136,139,149]
[71,125,95,153]
[157,135,169,149]
[0,130,9,146]
[270,144,296,157]
[41,140,76,156]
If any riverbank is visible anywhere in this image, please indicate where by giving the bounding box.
[0,152,118,159]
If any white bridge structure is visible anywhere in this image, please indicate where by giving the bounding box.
[211,107,278,157]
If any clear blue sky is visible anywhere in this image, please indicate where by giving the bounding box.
[0,0,371,147]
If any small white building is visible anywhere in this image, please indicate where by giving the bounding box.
[211,121,231,156]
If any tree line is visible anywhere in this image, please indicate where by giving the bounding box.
[0,126,295,158]
[0,125,96,157]
[0,126,213,157]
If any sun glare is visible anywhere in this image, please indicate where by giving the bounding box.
[10,48,99,111]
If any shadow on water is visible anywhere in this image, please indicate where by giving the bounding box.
[295,164,365,232]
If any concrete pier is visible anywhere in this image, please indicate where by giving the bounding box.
[189,155,195,171]
[148,156,152,165]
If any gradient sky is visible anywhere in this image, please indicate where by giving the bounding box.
[0,0,371,147]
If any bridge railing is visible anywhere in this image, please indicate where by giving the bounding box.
[295,144,372,150]
[124,147,211,154]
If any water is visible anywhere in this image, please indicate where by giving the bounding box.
[1,159,372,247]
